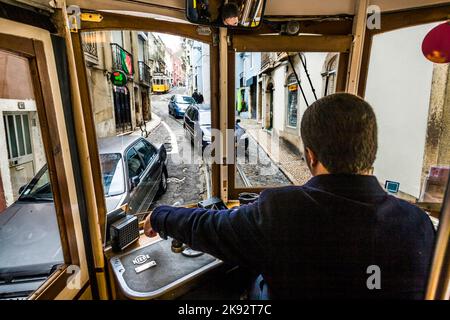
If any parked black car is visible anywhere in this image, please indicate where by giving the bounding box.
[183,104,212,149]
[183,104,249,152]
[168,94,196,118]
[0,136,167,299]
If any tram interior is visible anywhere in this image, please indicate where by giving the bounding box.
[0,0,448,300]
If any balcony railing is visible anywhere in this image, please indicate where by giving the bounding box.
[261,52,272,69]
[111,43,134,77]
[138,61,151,87]
[81,32,98,65]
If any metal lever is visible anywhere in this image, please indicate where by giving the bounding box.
[171,239,184,253]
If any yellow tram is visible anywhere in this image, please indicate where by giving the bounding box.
[152,73,171,94]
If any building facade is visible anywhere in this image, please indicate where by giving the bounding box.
[191,41,211,104]
[0,50,46,206]
[81,30,153,138]
[235,52,262,120]
[256,52,335,150]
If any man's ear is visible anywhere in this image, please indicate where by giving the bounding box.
[305,147,318,167]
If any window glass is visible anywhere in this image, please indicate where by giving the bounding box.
[134,140,157,165]
[365,22,449,225]
[286,73,298,128]
[127,148,145,178]
[235,52,337,188]
[176,95,196,104]
[0,49,63,299]
[100,153,125,196]
[186,107,194,119]
[81,30,211,221]
[199,110,211,125]
[192,109,199,121]
[20,168,52,200]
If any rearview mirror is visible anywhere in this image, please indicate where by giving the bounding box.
[186,0,266,29]
[18,185,26,195]
[130,176,140,190]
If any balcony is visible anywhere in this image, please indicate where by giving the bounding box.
[111,43,134,77]
[261,52,272,69]
[138,61,151,87]
[81,32,98,66]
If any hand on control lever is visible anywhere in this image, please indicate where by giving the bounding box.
[143,212,158,238]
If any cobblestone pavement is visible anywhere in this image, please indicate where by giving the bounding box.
[239,119,312,186]
[137,87,208,220]
[235,134,292,188]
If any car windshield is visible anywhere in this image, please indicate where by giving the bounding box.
[176,96,195,104]
[19,154,125,201]
[19,169,52,201]
[198,104,210,110]
[100,153,125,197]
[199,111,211,126]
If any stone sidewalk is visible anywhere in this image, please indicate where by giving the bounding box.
[240,119,312,185]
[130,112,162,137]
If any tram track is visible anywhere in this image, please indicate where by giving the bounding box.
[237,164,252,187]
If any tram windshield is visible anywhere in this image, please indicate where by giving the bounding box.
[233,22,449,224]
[81,30,212,220]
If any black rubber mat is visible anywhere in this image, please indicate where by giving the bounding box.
[117,239,217,294]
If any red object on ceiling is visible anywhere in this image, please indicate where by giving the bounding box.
[422,22,450,64]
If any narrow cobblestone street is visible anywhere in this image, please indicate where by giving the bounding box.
[137,87,208,218]
[236,118,312,188]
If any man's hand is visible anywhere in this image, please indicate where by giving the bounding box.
[143,212,158,238]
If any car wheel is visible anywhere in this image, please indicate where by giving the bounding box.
[157,167,168,196]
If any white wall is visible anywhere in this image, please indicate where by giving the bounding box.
[272,66,286,132]
[270,53,328,135]
[297,52,328,120]
[201,43,211,104]
[365,22,439,198]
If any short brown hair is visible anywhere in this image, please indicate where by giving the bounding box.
[300,93,378,174]
[222,3,239,20]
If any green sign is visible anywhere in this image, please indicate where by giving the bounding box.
[110,70,128,87]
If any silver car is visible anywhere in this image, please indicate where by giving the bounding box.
[0,135,167,298]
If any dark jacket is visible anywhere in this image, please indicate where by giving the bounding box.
[151,174,436,299]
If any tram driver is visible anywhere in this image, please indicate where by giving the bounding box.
[144,93,436,299]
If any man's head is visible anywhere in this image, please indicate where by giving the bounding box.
[222,3,239,26]
[300,93,378,176]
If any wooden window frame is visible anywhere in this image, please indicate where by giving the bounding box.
[0,32,79,299]
[72,10,220,239]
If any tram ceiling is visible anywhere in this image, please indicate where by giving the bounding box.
[31,0,447,40]
[76,10,213,44]
[231,34,353,53]
[63,0,450,17]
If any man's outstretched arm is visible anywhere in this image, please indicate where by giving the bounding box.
[145,201,268,271]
